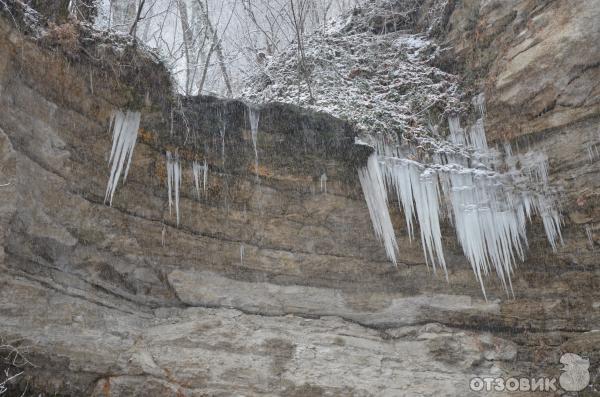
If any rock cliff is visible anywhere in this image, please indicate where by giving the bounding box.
[0,0,598,395]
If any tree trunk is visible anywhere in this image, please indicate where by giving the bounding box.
[71,0,97,23]
[176,0,195,95]
[195,0,233,97]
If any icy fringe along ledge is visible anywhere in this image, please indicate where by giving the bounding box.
[358,102,563,299]
[104,106,264,228]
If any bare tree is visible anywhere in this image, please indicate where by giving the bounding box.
[195,0,233,97]
[176,0,196,94]
[92,0,359,96]
[129,0,147,35]
[289,0,314,102]
[69,0,97,23]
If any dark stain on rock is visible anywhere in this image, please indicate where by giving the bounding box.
[262,337,295,376]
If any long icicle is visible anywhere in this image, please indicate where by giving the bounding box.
[358,98,562,298]
[105,110,141,206]
[166,151,182,226]
[359,154,398,265]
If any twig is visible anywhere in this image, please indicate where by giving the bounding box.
[129,0,147,36]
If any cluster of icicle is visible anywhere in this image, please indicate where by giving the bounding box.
[104,109,210,228]
[166,153,209,227]
[192,159,208,199]
[105,105,262,229]
[358,95,563,298]
[105,111,141,206]
[159,104,261,226]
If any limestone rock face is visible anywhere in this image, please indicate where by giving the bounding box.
[437,0,600,278]
[0,0,598,395]
[441,0,600,139]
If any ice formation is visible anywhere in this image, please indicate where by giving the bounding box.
[358,110,563,298]
[248,105,260,177]
[192,160,208,199]
[105,110,141,206]
[587,145,599,162]
[383,158,447,277]
[166,151,182,226]
[218,120,227,167]
[472,93,486,117]
[320,174,328,193]
[358,155,398,265]
[448,116,466,146]
[468,119,488,151]
[203,159,208,193]
[585,225,594,248]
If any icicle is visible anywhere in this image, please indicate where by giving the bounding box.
[170,107,174,137]
[358,104,562,298]
[537,196,563,252]
[174,159,181,226]
[414,168,446,278]
[587,144,600,163]
[519,151,549,187]
[248,105,260,178]
[167,152,173,214]
[381,158,446,276]
[468,118,488,151]
[192,161,201,199]
[445,171,524,298]
[585,225,594,248]
[192,160,209,199]
[504,142,513,157]
[203,159,208,193]
[472,93,486,117]
[220,124,226,167]
[192,160,205,199]
[448,115,466,146]
[320,173,328,193]
[105,110,141,206]
[504,142,519,172]
[166,151,182,226]
[358,154,398,264]
[383,160,416,240]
